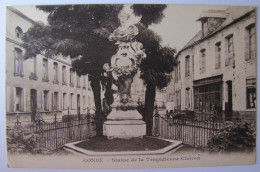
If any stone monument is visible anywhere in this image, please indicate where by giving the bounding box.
[103,5,147,139]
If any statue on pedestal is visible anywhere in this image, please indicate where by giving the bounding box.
[103,4,147,139]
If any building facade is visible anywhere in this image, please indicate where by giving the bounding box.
[6,7,95,125]
[171,7,256,120]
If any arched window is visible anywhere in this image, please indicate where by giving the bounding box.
[15,27,23,39]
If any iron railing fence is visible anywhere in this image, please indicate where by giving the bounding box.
[7,110,96,152]
[153,110,256,148]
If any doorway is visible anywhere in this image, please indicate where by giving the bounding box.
[30,89,37,121]
[225,81,233,121]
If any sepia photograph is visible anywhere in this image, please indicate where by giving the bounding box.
[3,0,258,170]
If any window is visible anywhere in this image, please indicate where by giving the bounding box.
[194,76,222,114]
[178,62,181,80]
[53,92,59,110]
[14,48,23,76]
[175,90,181,110]
[246,78,256,109]
[200,49,206,74]
[15,27,23,39]
[43,90,49,111]
[215,42,221,69]
[83,76,86,89]
[15,87,23,111]
[185,56,190,77]
[29,57,37,80]
[88,80,91,91]
[42,58,48,81]
[225,34,234,67]
[88,96,91,108]
[63,93,67,110]
[70,93,74,109]
[174,61,180,81]
[245,24,256,61]
[62,65,66,85]
[83,96,86,109]
[76,74,81,88]
[185,88,190,109]
[53,62,58,84]
[70,68,74,87]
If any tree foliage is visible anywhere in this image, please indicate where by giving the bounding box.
[132,4,167,27]
[22,4,173,136]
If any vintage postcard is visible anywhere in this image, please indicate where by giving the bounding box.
[5,3,257,169]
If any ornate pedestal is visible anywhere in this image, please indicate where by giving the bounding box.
[103,109,146,139]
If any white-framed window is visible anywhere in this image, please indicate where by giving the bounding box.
[43,90,49,111]
[200,49,206,74]
[245,24,256,61]
[246,78,256,109]
[63,93,67,110]
[174,61,180,81]
[70,68,74,87]
[185,87,190,109]
[83,76,86,89]
[62,65,66,85]
[76,74,81,88]
[15,87,23,112]
[14,48,23,76]
[53,62,59,84]
[225,34,234,67]
[185,55,190,77]
[42,58,48,81]
[29,57,38,80]
[70,93,74,109]
[53,92,59,110]
[83,96,86,110]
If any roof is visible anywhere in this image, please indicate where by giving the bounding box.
[177,6,255,55]
[7,6,36,24]
[196,10,227,21]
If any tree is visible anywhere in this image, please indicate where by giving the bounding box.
[22,4,123,136]
[135,27,176,135]
[132,5,177,135]
[22,4,171,136]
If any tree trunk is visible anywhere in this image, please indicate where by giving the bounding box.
[90,77,104,136]
[144,83,156,136]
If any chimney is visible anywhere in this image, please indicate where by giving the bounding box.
[197,10,227,38]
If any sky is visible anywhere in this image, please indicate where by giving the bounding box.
[15,4,228,51]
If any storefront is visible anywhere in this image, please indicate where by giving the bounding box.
[193,75,222,116]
